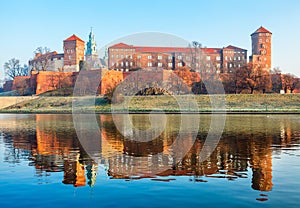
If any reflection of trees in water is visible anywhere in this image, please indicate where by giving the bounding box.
[0,114,98,187]
[1,114,300,191]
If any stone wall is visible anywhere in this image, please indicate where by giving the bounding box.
[35,71,75,95]
[3,80,13,92]
[10,69,200,96]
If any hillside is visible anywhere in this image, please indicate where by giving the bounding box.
[0,94,300,113]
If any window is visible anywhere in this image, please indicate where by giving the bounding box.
[68,55,71,60]
[225,56,228,61]
[116,55,119,58]
[126,62,128,66]
[216,56,221,61]
[229,57,232,61]
[121,62,124,67]
[178,62,182,67]
[115,49,119,52]
[206,56,210,61]
[229,63,232,68]
[116,62,119,66]
[137,55,141,59]
[121,55,124,59]
[148,62,152,67]
[130,62,133,66]
[168,63,173,67]
[216,64,221,68]
[238,57,241,61]
[125,55,128,58]
[234,57,236,61]
[178,55,182,60]
[158,55,162,60]
[111,49,114,52]
[158,62,163,67]
[111,55,114,58]
[238,64,241,68]
[168,56,173,60]
[148,55,152,59]
[111,62,114,66]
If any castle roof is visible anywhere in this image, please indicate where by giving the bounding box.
[110,42,223,54]
[64,34,84,42]
[224,45,247,51]
[110,43,134,48]
[251,26,272,35]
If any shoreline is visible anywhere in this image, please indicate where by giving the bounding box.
[0,110,300,114]
[1,94,300,114]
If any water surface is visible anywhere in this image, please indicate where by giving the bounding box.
[0,114,300,207]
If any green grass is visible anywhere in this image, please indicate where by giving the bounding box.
[1,94,300,113]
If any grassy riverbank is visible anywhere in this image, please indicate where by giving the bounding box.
[0,94,300,113]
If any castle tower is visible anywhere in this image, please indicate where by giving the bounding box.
[63,34,85,72]
[250,26,272,70]
[85,28,100,69]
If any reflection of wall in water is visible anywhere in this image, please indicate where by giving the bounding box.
[250,135,273,192]
[62,151,86,187]
[100,115,274,192]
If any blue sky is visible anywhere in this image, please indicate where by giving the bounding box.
[1,0,300,80]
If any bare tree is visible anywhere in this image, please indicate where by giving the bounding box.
[4,58,29,80]
[30,47,52,71]
[270,67,282,93]
[282,73,299,93]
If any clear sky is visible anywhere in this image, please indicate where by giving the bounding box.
[0,0,300,80]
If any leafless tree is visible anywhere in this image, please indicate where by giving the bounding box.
[282,73,299,93]
[31,47,52,71]
[4,58,29,79]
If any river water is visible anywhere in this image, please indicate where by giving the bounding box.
[0,114,299,207]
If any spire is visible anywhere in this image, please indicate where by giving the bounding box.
[86,27,98,56]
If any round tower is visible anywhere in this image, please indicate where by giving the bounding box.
[250,26,272,70]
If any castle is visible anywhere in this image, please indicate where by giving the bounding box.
[6,26,272,95]
[29,29,103,73]
[28,26,272,73]
[108,26,272,72]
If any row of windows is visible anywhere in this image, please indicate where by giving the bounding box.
[112,62,134,67]
[258,38,270,43]
[257,57,268,61]
[223,51,246,54]
[111,48,135,52]
[227,63,241,68]
[111,54,133,59]
[225,56,244,61]
[112,54,224,61]
[258,33,270,37]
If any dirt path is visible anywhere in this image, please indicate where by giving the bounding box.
[0,96,38,109]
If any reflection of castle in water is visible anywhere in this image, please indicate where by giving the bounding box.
[1,114,299,191]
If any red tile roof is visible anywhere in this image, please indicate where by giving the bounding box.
[224,45,247,51]
[201,48,222,53]
[251,26,272,35]
[64,34,84,42]
[135,46,190,53]
[110,43,134,48]
[110,42,223,54]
